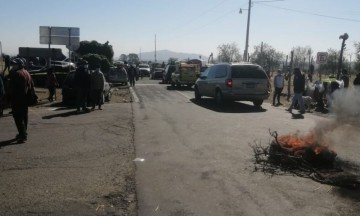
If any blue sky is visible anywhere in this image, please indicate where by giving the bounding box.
[1,0,360,61]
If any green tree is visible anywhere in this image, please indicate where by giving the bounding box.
[119,54,127,62]
[354,42,360,73]
[292,46,313,70]
[76,40,114,62]
[168,58,178,65]
[127,53,139,64]
[250,42,284,72]
[82,53,111,73]
[217,42,241,63]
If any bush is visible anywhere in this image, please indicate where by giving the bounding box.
[82,53,111,73]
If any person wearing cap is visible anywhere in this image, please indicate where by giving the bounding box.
[273,69,285,106]
[90,63,105,110]
[74,59,91,112]
[286,68,306,114]
[8,57,34,142]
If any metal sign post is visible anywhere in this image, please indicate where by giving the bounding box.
[40,26,80,68]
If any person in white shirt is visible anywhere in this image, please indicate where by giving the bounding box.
[273,69,285,106]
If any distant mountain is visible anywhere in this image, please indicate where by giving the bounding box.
[139,50,206,62]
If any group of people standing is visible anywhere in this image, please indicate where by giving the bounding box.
[271,67,307,114]
[74,59,105,112]
[272,66,360,115]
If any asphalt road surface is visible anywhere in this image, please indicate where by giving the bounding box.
[0,102,136,215]
[133,77,360,216]
[1,76,359,216]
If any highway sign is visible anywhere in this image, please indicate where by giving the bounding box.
[316,52,328,64]
[40,36,80,46]
[39,26,80,46]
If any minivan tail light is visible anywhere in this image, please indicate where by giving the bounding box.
[225,79,233,87]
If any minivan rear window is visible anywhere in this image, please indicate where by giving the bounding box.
[231,66,268,79]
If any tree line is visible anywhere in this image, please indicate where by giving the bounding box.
[74,38,360,76]
[216,41,360,76]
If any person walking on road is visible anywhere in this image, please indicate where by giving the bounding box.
[8,58,34,142]
[90,63,105,110]
[273,69,285,106]
[46,68,58,102]
[286,68,306,114]
[128,64,136,86]
[74,59,91,113]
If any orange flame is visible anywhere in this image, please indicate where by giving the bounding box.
[277,133,333,156]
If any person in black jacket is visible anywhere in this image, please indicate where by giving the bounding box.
[2,55,11,75]
[74,59,91,112]
[353,73,360,86]
[286,68,306,114]
[341,69,349,88]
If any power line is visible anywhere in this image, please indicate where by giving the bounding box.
[168,0,229,33]
[257,3,360,23]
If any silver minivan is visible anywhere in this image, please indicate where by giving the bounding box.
[194,63,270,107]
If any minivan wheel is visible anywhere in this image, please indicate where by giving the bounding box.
[194,87,201,100]
[253,100,263,107]
[215,90,223,105]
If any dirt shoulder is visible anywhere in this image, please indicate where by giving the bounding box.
[34,85,132,107]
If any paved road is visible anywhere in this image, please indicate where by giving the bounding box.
[133,78,360,216]
[0,103,136,215]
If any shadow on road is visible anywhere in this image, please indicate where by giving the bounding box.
[0,138,26,149]
[291,113,305,119]
[42,110,88,119]
[166,86,194,91]
[190,98,267,113]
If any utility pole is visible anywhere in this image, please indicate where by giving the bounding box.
[243,0,252,62]
[155,34,157,64]
[260,41,264,67]
[308,49,311,72]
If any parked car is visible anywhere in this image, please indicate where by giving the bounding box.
[51,59,76,71]
[138,64,150,76]
[150,68,164,80]
[162,64,176,84]
[194,63,270,107]
[106,67,128,85]
[62,71,112,105]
